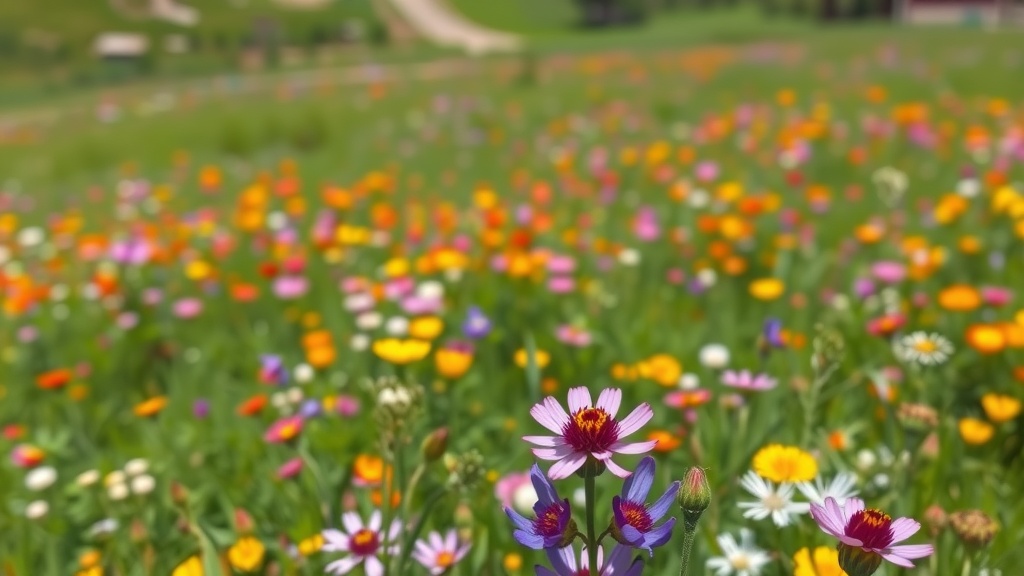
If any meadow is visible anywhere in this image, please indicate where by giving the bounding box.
[2,25,1024,576]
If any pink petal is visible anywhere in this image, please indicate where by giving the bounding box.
[611,440,658,454]
[827,497,851,529]
[880,551,915,568]
[596,388,622,418]
[810,502,846,538]
[885,544,934,561]
[603,458,632,478]
[523,435,566,447]
[844,497,865,517]
[548,452,587,479]
[531,400,569,434]
[616,403,653,437]
[888,518,921,543]
[342,512,362,534]
[838,535,865,547]
[532,445,575,460]
[567,387,592,413]
[322,529,349,552]
[591,450,612,460]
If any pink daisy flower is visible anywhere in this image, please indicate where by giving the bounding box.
[412,529,471,575]
[525,387,656,479]
[721,370,777,392]
[810,496,934,572]
[322,510,401,576]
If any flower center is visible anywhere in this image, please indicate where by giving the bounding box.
[846,508,894,550]
[562,407,619,453]
[913,340,937,353]
[762,492,786,511]
[730,554,751,570]
[349,528,380,556]
[618,500,654,532]
[436,551,455,568]
[533,502,566,537]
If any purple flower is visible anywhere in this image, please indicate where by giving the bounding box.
[259,355,289,386]
[721,370,777,392]
[611,457,678,555]
[525,387,656,479]
[853,277,876,299]
[462,307,491,340]
[810,497,933,569]
[758,318,784,357]
[193,399,210,419]
[299,399,322,419]
[505,464,574,550]
[273,275,308,299]
[536,544,643,576]
[109,238,151,265]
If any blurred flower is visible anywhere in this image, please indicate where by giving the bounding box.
[721,370,776,392]
[810,497,933,571]
[752,445,818,483]
[130,474,155,495]
[11,444,45,468]
[264,416,304,444]
[892,332,953,366]
[981,393,1021,423]
[172,556,203,576]
[706,528,770,576]
[372,338,431,365]
[25,500,48,520]
[959,418,995,445]
[409,316,444,340]
[435,341,474,379]
[172,298,203,319]
[949,510,999,547]
[124,459,149,476]
[737,470,808,527]
[193,399,210,419]
[228,536,266,572]
[277,457,304,480]
[611,456,678,554]
[494,470,533,512]
[938,285,981,312]
[259,355,289,386]
[462,306,492,339]
[749,278,785,301]
[793,546,844,576]
[514,348,551,369]
[133,396,168,417]
[36,368,72,390]
[76,469,100,488]
[321,510,401,575]
[412,530,471,575]
[25,466,57,491]
[556,324,592,348]
[526,387,655,479]
[536,544,642,576]
[504,464,574,550]
[796,472,859,507]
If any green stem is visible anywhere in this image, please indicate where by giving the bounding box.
[585,463,598,573]
[678,529,696,576]
[395,489,447,574]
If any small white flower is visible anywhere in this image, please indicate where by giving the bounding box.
[286,387,304,404]
[737,471,809,527]
[16,226,45,248]
[25,466,57,491]
[872,473,891,489]
[350,333,370,352]
[416,280,444,300]
[697,268,717,288]
[356,312,382,331]
[25,500,49,520]
[855,449,877,471]
[293,363,315,384]
[267,211,289,231]
[957,178,980,198]
[108,482,130,501]
[679,373,700,390]
[385,316,409,336]
[572,487,586,509]
[699,344,730,369]
[271,392,290,410]
[88,518,120,537]
[618,248,640,266]
[831,294,850,312]
[892,331,954,366]
[796,472,859,507]
[706,528,770,576]
[76,469,101,487]
[343,293,375,313]
[378,388,398,406]
[511,482,538,515]
[130,474,156,495]
[688,189,710,209]
[124,458,149,476]
[104,471,126,487]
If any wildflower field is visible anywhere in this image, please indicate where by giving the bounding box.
[2,30,1024,576]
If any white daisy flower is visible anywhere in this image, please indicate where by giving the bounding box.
[737,471,809,527]
[706,528,771,576]
[796,472,859,506]
[893,331,954,365]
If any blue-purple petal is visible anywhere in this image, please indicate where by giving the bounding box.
[623,456,655,502]
[646,481,680,522]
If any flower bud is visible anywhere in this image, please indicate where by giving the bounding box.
[677,467,711,531]
[420,428,449,462]
[949,509,998,548]
[838,543,883,576]
[170,481,189,506]
[923,504,948,537]
[130,518,149,544]
[235,508,255,534]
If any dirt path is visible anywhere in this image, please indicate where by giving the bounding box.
[386,0,521,55]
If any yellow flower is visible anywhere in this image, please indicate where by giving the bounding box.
[793,546,846,576]
[981,394,1021,423]
[752,444,818,483]
[133,396,168,418]
[749,278,785,301]
[965,324,1006,355]
[298,534,324,556]
[409,316,444,340]
[172,556,203,576]
[435,347,474,379]
[372,338,431,365]
[938,285,981,312]
[503,553,523,572]
[228,536,265,572]
[644,354,682,387]
[959,418,995,445]
[514,348,550,369]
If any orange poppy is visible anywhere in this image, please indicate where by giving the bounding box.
[133,396,168,418]
[237,394,268,416]
[647,430,682,453]
[938,285,981,312]
[36,369,72,390]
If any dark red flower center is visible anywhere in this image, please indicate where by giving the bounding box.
[533,503,565,537]
[349,528,380,556]
[846,508,894,549]
[617,500,653,532]
[562,407,619,453]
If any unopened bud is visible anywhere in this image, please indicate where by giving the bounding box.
[235,508,255,534]
[838,543,883,576]
[923,504,948,537]
[677,467,711,531]
[421,428,449,462]
[454,502,474,529]
[170,481,189,506]
[949,509,998,548]
[130,519,148,544]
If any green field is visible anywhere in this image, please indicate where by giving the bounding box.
[2,18,1024,576]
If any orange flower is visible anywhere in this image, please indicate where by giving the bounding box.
[133,396,168,418]
[959,418,994,445]
[642,354,682,387]
[435,347,474,380]
[854,223,884,244]
[981,393,1021,423]
[230,283,260,302]
[370,489,402,508]
[966,324,1007,354]
[237,394,268,416]
[302,330,333,350]
[306,346,336,369]
[353,454,390,487]
[36,369,72,390]
[938,285,981,312]
[647,430,682,453]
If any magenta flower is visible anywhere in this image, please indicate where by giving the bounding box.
[264,416,304,444]
[548,276,576,294]
[276,457,303,480]
[810,497,933,571]
[505,464,573,549]
[525,387,656,479]
[322,511,401,576]
[870,261,906,284]
[721,370,777,392]
[273,275,308,299]
[555,325,592,348]
[981,285,1013,307]
[172,298,202,319]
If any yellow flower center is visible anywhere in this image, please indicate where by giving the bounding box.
[436,551,455,568]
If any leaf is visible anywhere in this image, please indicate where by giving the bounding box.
[197,526,226,576]
[524,333,541,402]
[471,527,489,574]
